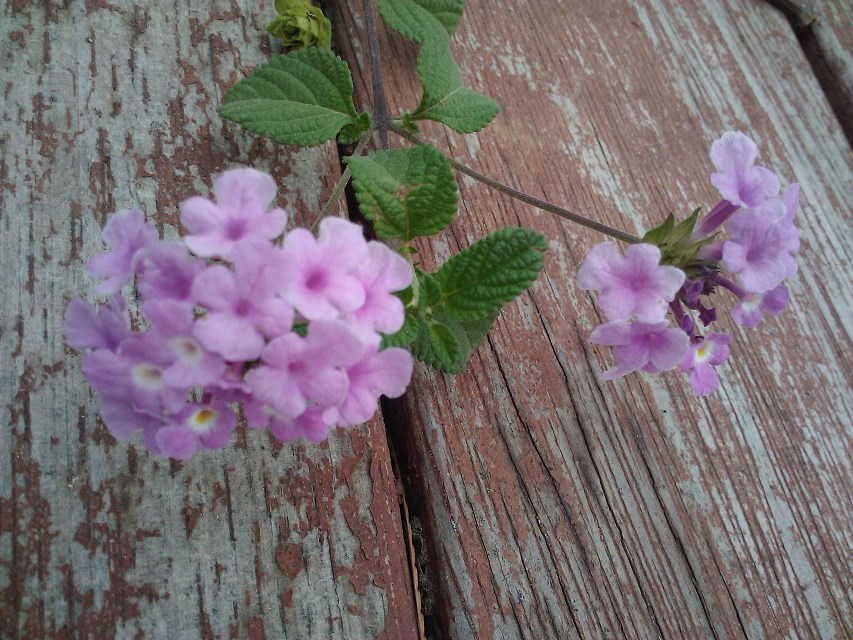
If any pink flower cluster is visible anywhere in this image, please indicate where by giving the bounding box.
[579,132,800,395]
[65,169,414,458]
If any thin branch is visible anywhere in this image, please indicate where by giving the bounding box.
[361,0,390,149]
[388,123,641,244]
[314,131,373,230]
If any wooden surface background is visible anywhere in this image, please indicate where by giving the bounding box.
[1,0,851,638]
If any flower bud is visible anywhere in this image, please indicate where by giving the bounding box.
[267,0,332,49]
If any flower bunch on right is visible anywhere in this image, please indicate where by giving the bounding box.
[578,131,800,395]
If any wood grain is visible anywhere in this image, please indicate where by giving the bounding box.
[334,0,853,637]
[0,1,417,637]
[767,0,853,142]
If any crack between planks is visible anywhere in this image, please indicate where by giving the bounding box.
[322,107,434,633]
[763,0,853,145]
[331,126,429,637]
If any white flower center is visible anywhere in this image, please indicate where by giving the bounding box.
[171,336,203,364]
[131,364,164,390]
[187,408,217,433]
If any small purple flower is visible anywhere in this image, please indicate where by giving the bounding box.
[332,346,414,425]
[192,243,294,361]
[82,333,186,416]
[277,407,334,442]
[137,241,205,303]
[680,333,732,396]
[590,320,690,380]
[278,218,368,320]
[142,300,226,387]
[731,285,788,328]
[181,168,287,259]
[709,131,779,209]
[722,196,799,293]
[349,242,413,339]
[246,320,365,419]
[64,296,130,352]
[86,209,156,294]
[97,393,167,442]
[155,401,237,459]
[577,242,685,322]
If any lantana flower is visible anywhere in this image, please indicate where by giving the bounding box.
[86,209,156,294]
[680,333,732,396]
[580,131,799,395]
[589,320,689,380]
[577,242,685,322]
[180,168,287,259]
[65,168,415,459]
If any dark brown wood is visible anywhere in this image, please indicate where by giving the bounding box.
[0,1,417,637]
[334,0,853,637]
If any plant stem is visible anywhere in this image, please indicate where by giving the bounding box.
[314,131,373,230]
[388,123,641,244]
[361,0,390,149]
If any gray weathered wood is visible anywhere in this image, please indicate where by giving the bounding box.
[0,1,417,637]
[334,0,853,637]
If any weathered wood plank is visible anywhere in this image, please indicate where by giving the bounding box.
[0,1,417,637]
[768,0,853,141]
[334,0,852,637]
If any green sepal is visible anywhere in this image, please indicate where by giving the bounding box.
[377,0,464,44]
[646,208,717,272]
[338,111,371,145]
[347,144,458,241]
[641,213,675,245]
[411,36,500,134]
[432,227,547,320]
[218,49,358,147]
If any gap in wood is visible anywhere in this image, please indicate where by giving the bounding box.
[380,396,446,640]
[765,0,853,144]
[331,133,432,637]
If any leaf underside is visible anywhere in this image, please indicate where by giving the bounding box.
[218,48,359,147]
[377,0,464,43]
[413,36,500,133]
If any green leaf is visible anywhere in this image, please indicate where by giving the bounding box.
[338,111,371,145]
[411,36,500,134]
[377,0,464,43]
[218,48,358,147]
[433,227,547,320]
[417,270,443,308]
[453,311,498,349]
[380,310,419,348]
[347,144,458,241]
[410,315,470,373]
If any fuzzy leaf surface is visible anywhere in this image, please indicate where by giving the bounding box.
[218,49,359,147]
[410,315,469,372]
[433,227,547,319]
[380,311,418,348]
[347,145,458,241]
[377,0,463,43]
[412,37,500,133]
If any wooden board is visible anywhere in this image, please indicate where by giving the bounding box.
[0,1,417,637]
[333,0,853,637]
